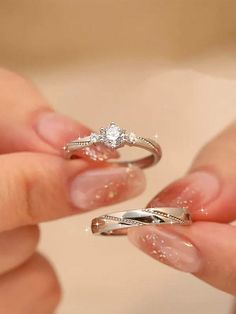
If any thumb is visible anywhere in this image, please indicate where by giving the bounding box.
[128,222,236,296]
[145,121,236,222]
[128,121,236,296]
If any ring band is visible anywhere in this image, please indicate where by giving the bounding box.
[63,122,162,169]
[91,207,192,235]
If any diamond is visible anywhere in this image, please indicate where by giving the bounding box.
[128,132,137,144]
[90,133,99,143]
[89,122,137,149]
[102,122,125,148]
[105,123,121,141]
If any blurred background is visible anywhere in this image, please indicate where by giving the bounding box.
[0,1,236,313]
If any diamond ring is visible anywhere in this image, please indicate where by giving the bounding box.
[63,122,162,169]
[91,207,192,235]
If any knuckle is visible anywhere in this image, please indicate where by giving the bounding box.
[22,175,37,225]
[2,153,66,228]
[16,156,51,225]
[0,160,36,228]
[0,154,44,228]
[0,153,65,229]
[15,167,38,225]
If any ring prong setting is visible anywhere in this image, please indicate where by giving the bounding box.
[89,123,138,148]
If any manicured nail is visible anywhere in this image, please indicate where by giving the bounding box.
[149,171,220,217]
[35,112,89,148]
[129,226,202,273]
[35,111,119,160]
[70,165,146,210]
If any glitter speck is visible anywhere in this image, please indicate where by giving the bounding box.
[108,191,116,199]
[153,133,159,141]
[95,194,101,200]
[198,207,209,216]
[84,226,90,233]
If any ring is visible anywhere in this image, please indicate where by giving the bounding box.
[91,207,192,235]
[63,122,162,169]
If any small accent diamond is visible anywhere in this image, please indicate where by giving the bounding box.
[90,133,99,143]
[128,132,137,144]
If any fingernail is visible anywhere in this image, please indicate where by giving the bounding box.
[129,226,202,273]
[70,165,146,210]
[35,111,119,160]
[35,111,89,148]
[149,171,221,217]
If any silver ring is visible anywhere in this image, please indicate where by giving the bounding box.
[63,122,162,169]
[91,207,192,235]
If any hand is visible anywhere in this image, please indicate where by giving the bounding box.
[128,121,236,296]
[0,68,146,314]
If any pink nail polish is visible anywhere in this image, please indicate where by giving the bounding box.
[149,171,221,218]
[129,226,202,273]
[70,165,146,210]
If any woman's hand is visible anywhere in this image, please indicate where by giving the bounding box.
[128,121,236,296]
[0,68,146,314]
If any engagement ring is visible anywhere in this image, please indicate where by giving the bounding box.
[63,122,162,169]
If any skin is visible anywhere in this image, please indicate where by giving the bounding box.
[1,66,235,311]
[0,68,146,314]
[128,121,236,297]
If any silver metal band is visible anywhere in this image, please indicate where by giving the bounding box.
[91,207,192,235]
[63,122,162,169]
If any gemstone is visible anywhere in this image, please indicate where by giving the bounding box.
[103,123,125,148]
[90,133,99,143]
[128,132,137,144]
[105,123,121,141]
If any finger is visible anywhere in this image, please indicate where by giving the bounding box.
[0,253,61,314]
[0,69,87,153]
[128,222,236,296]
[147,121,236,222]
[0,152,145,232]
[0,226,39,274]
[0,68,118,160]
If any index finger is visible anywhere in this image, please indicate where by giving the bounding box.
[0,68,118,160]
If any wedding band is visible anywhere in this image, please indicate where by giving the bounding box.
[63,122,162,169]
[91,207,192,235]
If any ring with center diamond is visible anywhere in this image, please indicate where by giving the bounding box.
[91,207,192,235]
[63,122,162,169]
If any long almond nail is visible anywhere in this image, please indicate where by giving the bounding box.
[129,226,202,273]
[35,111,119,160]
[35,111,89,148]
[149,171,221,217]
[70,165,146,210]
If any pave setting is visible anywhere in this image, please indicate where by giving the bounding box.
[89,122,137,149]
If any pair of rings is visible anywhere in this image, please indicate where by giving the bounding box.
[63,122,192,235]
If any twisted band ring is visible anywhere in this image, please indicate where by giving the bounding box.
[91,207,192,235]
